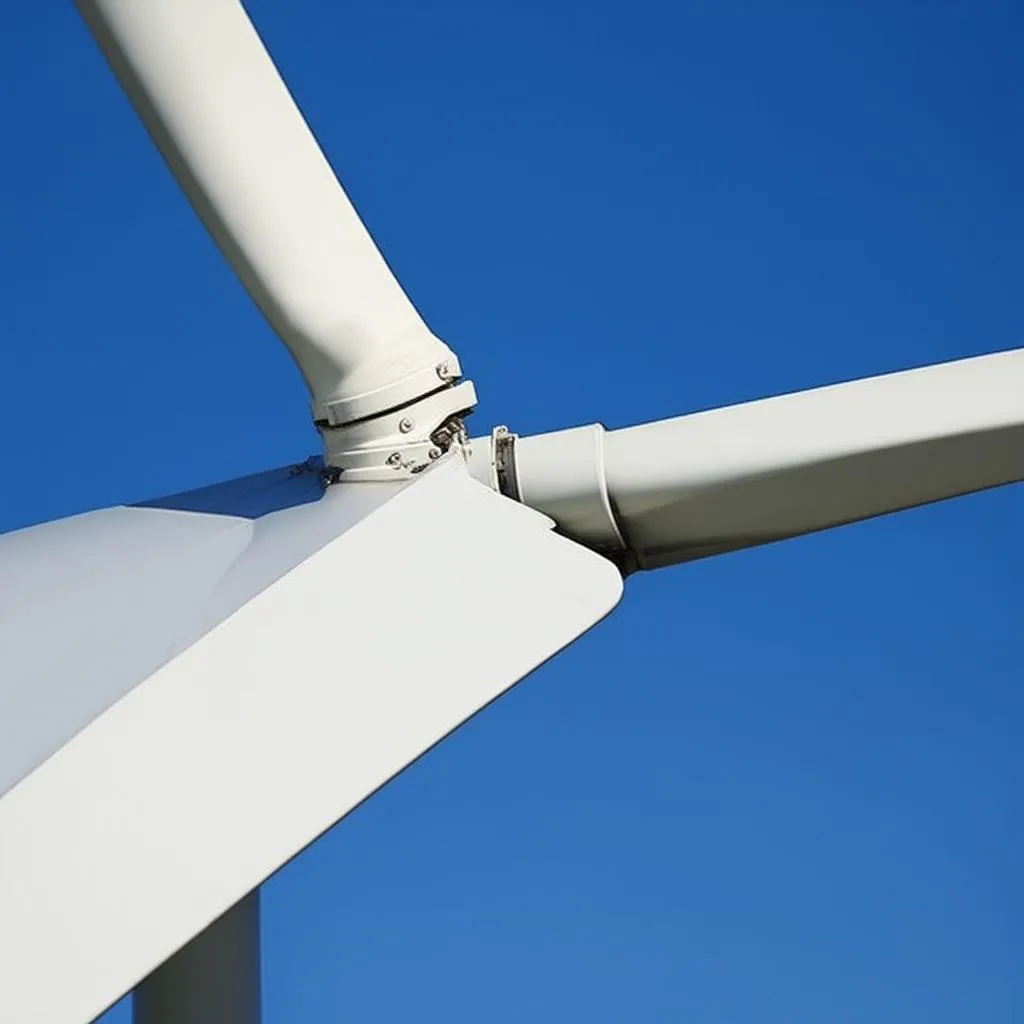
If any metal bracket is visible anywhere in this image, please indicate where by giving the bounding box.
[320,380,477,481]
[311,356,464,428]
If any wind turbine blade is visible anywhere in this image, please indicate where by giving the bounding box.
[500,348,1024,570]
[76,0,458,423]
[0,458,621,1024]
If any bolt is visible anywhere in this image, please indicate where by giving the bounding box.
[436,360,453,380]
[428,447,443,460]
[386,452,402,467]
[398,416,414,433]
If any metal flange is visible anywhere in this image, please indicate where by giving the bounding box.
[320,380,477,481]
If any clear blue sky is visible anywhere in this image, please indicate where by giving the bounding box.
[2,2,1021,1021]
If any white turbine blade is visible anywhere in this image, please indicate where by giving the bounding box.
[0,457,621,1024]
[500,348,1024,570]
[605,349,1024,566]
[76,0,457,423]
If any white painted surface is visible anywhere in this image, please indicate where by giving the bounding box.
[75,0,457,422]
[0,458,622,1024]
[0,506,251,797]
[515,424,625,554]
[497,348,1024,568]
[0,477,412,799]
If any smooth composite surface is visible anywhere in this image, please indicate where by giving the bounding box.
[0,462,377,798]
[0,459,622,1024]
[76,0,457,419]
[507,349,1024,566]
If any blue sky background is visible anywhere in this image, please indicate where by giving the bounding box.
[2,2,1021,1021]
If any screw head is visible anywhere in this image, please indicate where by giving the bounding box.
[436,360,453,380]
[386,452,402,467]
[398,417,414,433]
[428,447,443,461]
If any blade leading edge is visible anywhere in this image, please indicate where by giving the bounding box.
[76,0,457,423]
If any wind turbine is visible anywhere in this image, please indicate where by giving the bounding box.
[1,2,1021,1023]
